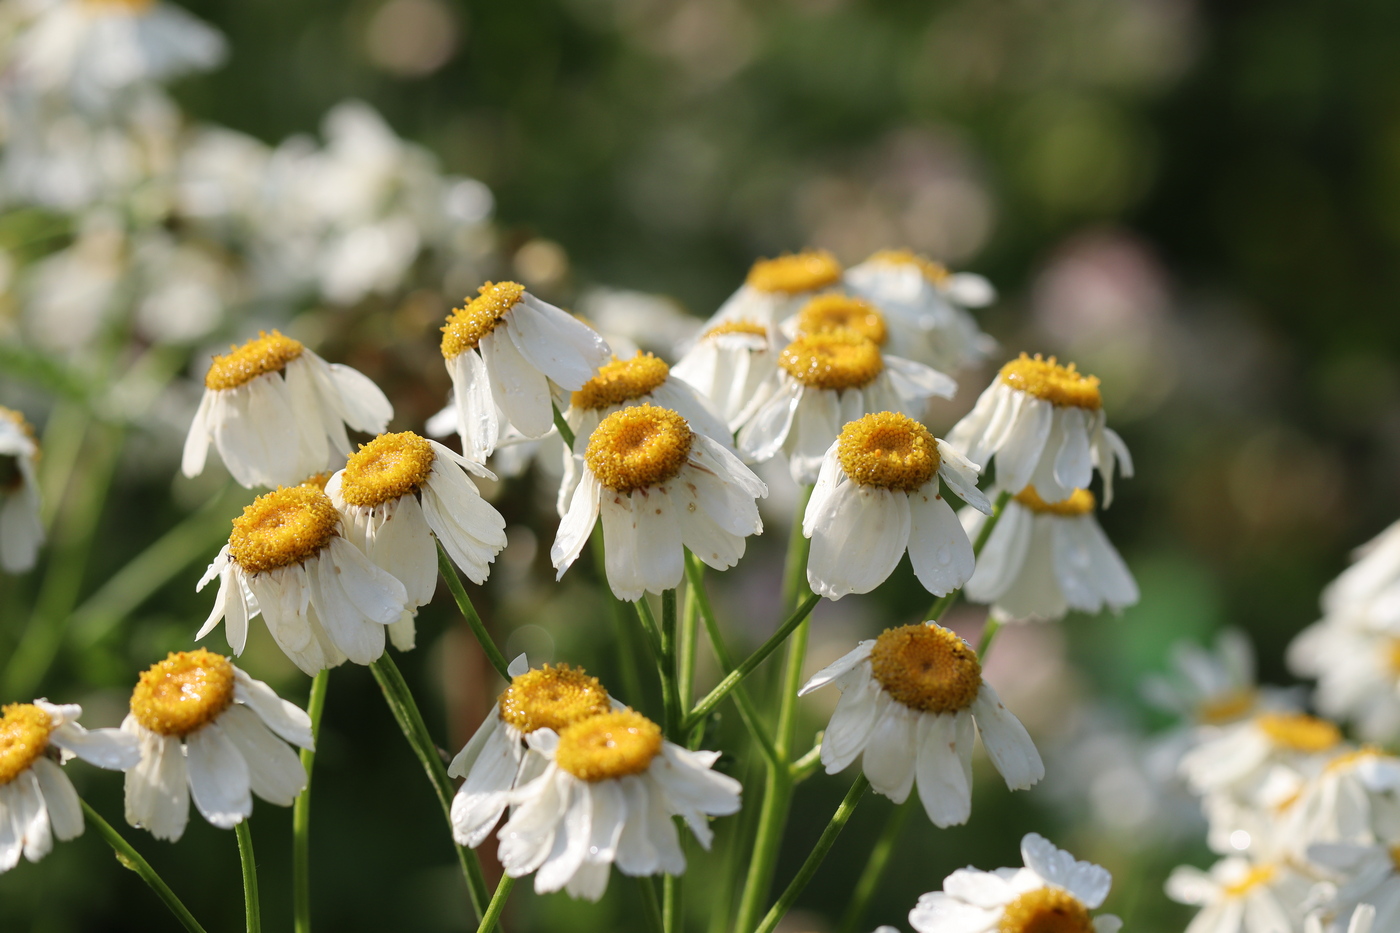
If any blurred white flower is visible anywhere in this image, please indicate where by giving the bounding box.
[0,407,44,573]
[1166,857,1312,933]
[1290,620,1400,744]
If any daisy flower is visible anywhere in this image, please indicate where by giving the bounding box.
[1290,620,1400,744]
[1166,857,1312,933]
[960,486,1138,622]
[0,700,139,873]
[1181,711,1345,802]
[182,330,393,489]
[551,405,766,601]
[670,321,777,431]
[908,832,1120,933]
[197,483,411,674]
[1284,748,1400,852]
[439,281,611,462]
[799,623,1043,827]
[737,331,956,484]
[803,412,990,601]
[0,407,44,574]
[122,649,313,842]
[495,707,741,900]
[946,354,1131,506]
[1307,842,1395,933]
[1319,518,1400,629]
[706,249,845,334]
[326,431,507,652]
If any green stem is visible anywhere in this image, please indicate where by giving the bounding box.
[836,798,913,933]
[639,876,666,933]
[476,874,516,933]
[591,526,649,708]
[80,800,208,933]
[780,486,815,612]
[661,588,680,737]
[752,775,870,933]
[552,403,577,449]
[664,871,681,933]
[437,543,511,680]
[236,821,262,933]
[789,739,824,784]
[635,597,678,733]
[977,618,1003,659]
[925,490,1011,623]
[293,669,330,933]
[677,581,699,721]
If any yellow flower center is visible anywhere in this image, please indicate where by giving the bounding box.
[584,405,693,494]
[0,406,36,443]
[0,704,53,786]
[440,281,527,359]
[1222,864,1277,899]
[83,0,157,12]
[1014,487,1096,516]
[204,331,305,391]
[301,471,333,491]
[228,485,340,574]
[1386,639,1400,677]
[794,294,888,346]
[745,250,843,295]
[130,649,237,738]
[1196,688,1257,726]
[998,887,1095,933]
[497,665,612,734]
[1323,746,1384,775]
[340,432,436,509]
[869,623,982,714]
[778,332,884,391]
[1390,845,1400,874]
[836,412,939,492]
[555,709,663,782]
[702,320,769,340]
[572,353,672,410]
[1255,712,1342,753]
[865,249,952,285]
[998,354,1102,410]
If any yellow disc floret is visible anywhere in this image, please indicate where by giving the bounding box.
[702,321,769,341]
[555,709,663,782]
[441,281,527,359]
[130,649,236,738]
[837,412,939,492]
[998,887,1095,933]
[1014,487,1096,517]
[572,354,671,410]
[228,485,340,574]
[778,332,884,391]
[794,294,888,346]
[1222,864,1277,899]
[0,704,53,786]
[746,250,843,295]
[204,331,305,391]
[1255,712,1342,753]
[1196,688,1257,726]
[870,623,982,714]
[866,249,952,285]
[340,432,437,509]
[998,354,1102,410]
[83,0,157,10]
[497,665,612,735]
[584,405,693,494]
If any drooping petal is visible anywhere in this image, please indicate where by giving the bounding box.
[186,722,253,829]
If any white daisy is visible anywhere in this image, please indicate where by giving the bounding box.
[439,280,611,462]
[737,332,956,484]
[907,832,1120,933]
[799,623,1043,827]
[1290,620,1400,744]
[1319,519,1400,630]
[1166,857,1313,933]
[196,483,411,674]
[1307,842,1395,933]
[803,411,990,601]
[1181,711,1345,803]
[705,249,845,335]
[182,330,393,489]
[122,649,313,842]
[960,486,1138,622]
[551,404,766,601]
[669,320,777,432]
[946,354,1132,506]
[326,431,507,652]
[1285,749,1400,853]
[495,707,741,900]
[0,699,139,873]
[0,407,44,574]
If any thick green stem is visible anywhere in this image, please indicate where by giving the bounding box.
[236,822,262,933]
[789,739,824,784]
[437,543,510,680]
[837,798,913,933]
[925,489,1012,623]
[476,874,516,933]
[293,669,330,933]
[81,800,208,933]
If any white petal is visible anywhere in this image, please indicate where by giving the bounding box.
[551,471,602,578]
[914,710,976,828]
[448,350,500,462]
[186,722,253,829]
[233,669,315,749]
[32,758,83,841]
[450,718,523,848]
[599,493,645,601]
[800,642,874,696]
[1020,832,1110,909]
[1052,408,1093,493]
[994,397,1053,494]
[218,705,307,806]
[737,382,799,463]
[482,329,554,439]
[972,684,1044,791]
[907,490,976,597]
[631,487,684,595]
[861,703,919,803]
[820,670,884,774]
[326,362,393,434]
[885,355,957,401]
[181,391,214,478]
[48,722,140,770]
[124,723,190,842]
[508,296,611,391]
[806,484,910,599]
[936,441,991,514]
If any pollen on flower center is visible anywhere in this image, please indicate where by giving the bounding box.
[1014,487,1096,517]
[555,709,662,782]
[1255,712,1342,753]
[130,649,236,737]
[778,332,884,391]
[870,623,982,714]
[572,353,672,410]
[497,665,611,734]
[341,432,436,508]
[997,887,1094,933]
[836,412,939,492]
[702,320,769,341]
[794,293,888,346]
[228,485,340,574]
[1196,688,1257,725]
[746,250,843,295]
[441,281,527,359]
[204,331,305,391]
[1222,864,1277,898]
[866,249,951,285]
[0,704,53,786]
[998,354,1102,410]
[584,405,693,494]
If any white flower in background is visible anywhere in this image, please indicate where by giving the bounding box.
[326,431,507,651]
[670,321,777,431]
[1307,842,1393,933]
[574,287,700,360]
[907,832,1120,933]
[947,354,1132,505]
[131,234,234,344]
[1180,711,1344,802]
[960,486,1138,622]
[174,125,273,228]
[495,708,741,900]
[1284,748,1400,853]
[706,249,845,334]
[737,331,956,484]
[122,649,313,842]
[551,405,766,601]
[0,700,139,873]
[0,407,44,573]
[804,412,989,600]
[182,330,393,489]
[19,211,124,354]
[1319,519,1400,629]
[1290,621,1400,744]
[1166,857,1313,933]
[197,484,410,674]
[439,281,610,462]
[799,623,1043,827]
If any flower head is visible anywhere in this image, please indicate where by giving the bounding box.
[669,320,778,431]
